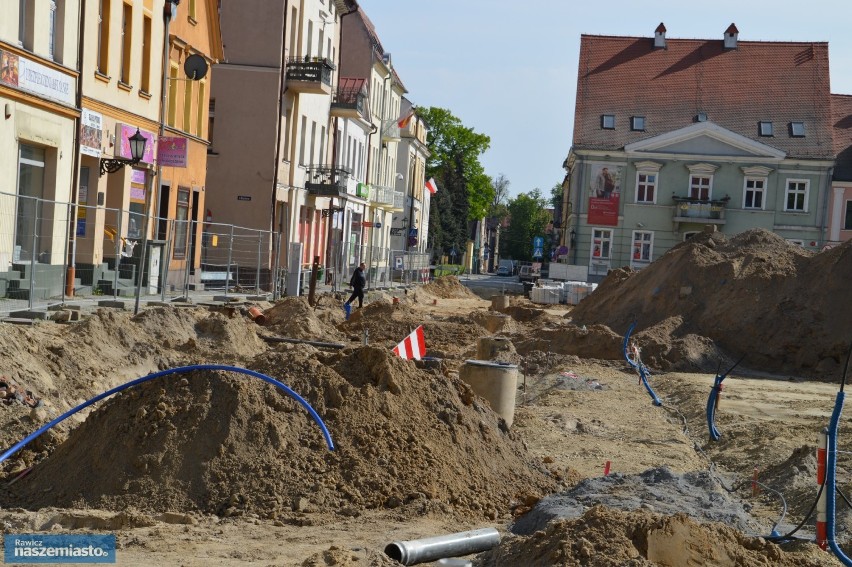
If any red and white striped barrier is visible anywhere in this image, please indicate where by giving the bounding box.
[392,325,426,360]
[817,428,828,550]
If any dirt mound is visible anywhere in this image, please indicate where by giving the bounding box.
[420,276,478,299]
[480,505,833,567]
[569,229,852,377]
[5,346,556,520]
[262,297,345,341]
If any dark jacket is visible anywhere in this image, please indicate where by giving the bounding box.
[350,267,366,290]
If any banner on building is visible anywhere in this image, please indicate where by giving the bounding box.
[587,164,621,226]
[0,49,74,105]
[157,136,188,167]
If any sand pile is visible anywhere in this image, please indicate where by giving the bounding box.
[262,296,345,341]
[4,346,556,520]
[570,229,852,376]
[420,276,479,299]
[479,505,833,567]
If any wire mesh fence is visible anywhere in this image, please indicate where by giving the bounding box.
[0,192,433,318]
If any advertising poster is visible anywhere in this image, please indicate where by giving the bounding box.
[80,109,103,157]
[157,136,188,167]
[587,164,621,226]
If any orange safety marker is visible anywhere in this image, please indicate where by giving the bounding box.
[752,467,760,497]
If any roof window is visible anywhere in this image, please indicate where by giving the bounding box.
[601,114,615,130]
[789,122,806,137]
[759,121,773,136]
[631,116,646,131]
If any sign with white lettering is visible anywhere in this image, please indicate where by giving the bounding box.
[80,109,103,157]
[237,195,252,201]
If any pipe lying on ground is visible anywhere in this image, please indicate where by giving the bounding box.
[384,528,500,566]
[261,336,345,349]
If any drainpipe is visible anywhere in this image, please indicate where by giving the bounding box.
[819,167,834,246]
[270,0,289,286]
[65,0,87,300]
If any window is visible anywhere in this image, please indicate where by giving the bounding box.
[16,145,46,263]
[631,116,645,131]
[173,188,190,258]
[208,98,216,149]
[790,122,806,137]
[696,112,708,122]
[636,173,656,203]
[97,0,110,74]
[196,80,206,137]
[601,115,615,129]
[183,73,194,132]
[18,0,26,45]
[846,200,852,230]
[188,0,196,21]
[759,121,773,136]
[309,121,317,166]
[743,177,765,209]
[298,116,307,165]
[785,180,808,212]
[632,231,653,264]
[591,229,612,259]
[167,64,178,126]
[141,15,152,93]
[689,175,711,201]
[319,126,326,166]
[120,2,132,84]
[48,0,57,60]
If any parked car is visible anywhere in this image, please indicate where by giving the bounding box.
[496,265,511,276]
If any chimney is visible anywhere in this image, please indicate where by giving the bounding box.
[654,23,667,49]
[724,23,739,49]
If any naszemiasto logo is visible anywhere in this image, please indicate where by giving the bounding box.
[4,534,116,564]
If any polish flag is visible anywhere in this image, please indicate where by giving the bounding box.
[392,325,426,360]
[425,178,438,195]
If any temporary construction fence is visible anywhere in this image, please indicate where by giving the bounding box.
[0,192,432,318]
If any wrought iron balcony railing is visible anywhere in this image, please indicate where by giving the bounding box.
[305,165,352,197]
[331,87,368,119]
[672,196,729,222]
[286,57,335,92]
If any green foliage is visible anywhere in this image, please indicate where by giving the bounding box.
[504,190,551,261]
[421,107,493,255]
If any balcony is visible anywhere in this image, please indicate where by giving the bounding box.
[305,165,353,198]
[330,86,368,120]
[286,57,334,95]
[672,196,729,228]
[381,119,401,141]
[370,184,405,211]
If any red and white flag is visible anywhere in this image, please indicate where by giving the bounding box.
[425,178,438,195]
[392,325,426,360]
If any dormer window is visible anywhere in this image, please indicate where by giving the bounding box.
[790,122,806,137]
[601,114,615,130]
[759,121,773,137]
[631,116,646,131]
[695,112,708,123]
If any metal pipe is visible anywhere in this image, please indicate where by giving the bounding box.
[383,528,500,566]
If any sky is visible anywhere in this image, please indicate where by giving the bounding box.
[355,0,852,198]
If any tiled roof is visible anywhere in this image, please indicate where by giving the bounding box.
[832,94,852,180]
[573,33,834,159]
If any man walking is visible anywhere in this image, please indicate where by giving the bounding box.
[345,262,367,309]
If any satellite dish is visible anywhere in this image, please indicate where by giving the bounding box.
[183,54,208,80]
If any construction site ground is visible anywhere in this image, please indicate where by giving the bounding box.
[0,228,851,566]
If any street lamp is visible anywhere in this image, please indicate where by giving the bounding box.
[99,128,147,176]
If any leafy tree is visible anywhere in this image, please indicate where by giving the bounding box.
[420,107,493,256]
[504,190,551,261]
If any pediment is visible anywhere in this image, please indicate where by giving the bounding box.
[625,122,786,159]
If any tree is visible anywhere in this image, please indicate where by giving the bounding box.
[504,190,551,261]
[420,107,494,257]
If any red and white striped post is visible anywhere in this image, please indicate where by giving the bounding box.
[817,428,828,551]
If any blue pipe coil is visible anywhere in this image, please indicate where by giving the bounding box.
[0,364,334,466]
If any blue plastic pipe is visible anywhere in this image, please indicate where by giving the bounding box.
[0,364,334,466]
[706,374,724,441]
[622,320,662,406]
[825,391,852,565]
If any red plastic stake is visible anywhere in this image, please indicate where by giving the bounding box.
[604,460,611,476]
[752,467,760,497]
